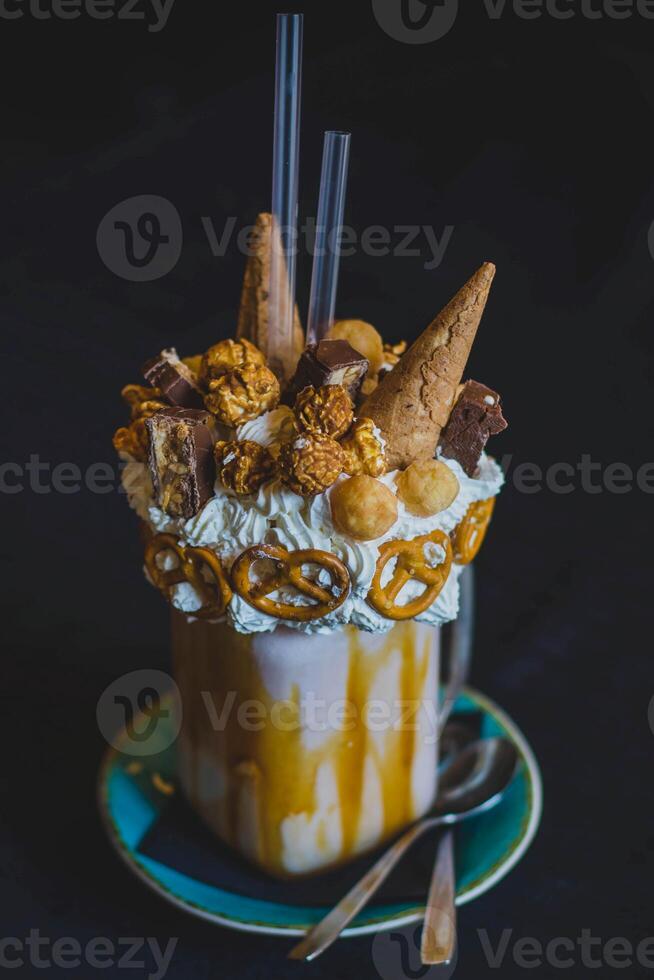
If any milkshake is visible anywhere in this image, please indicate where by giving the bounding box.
[114,260,507,876]
[172,617,439,876]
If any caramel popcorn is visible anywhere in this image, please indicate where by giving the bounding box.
[113,417,149,462]
[121,383,162,408]
[330,475,398,541]
[120,383,167,427]
[215,439,276,495]
[396,459,459,517]
[382,340,407,369]
[279,433,344,496]
[132,399,168,421]
[182,354,204,377]
[341,417,387,478]
[200,338,265,384]
[328,320,385,375]
[294,384,354,440]
[204,364,280,426]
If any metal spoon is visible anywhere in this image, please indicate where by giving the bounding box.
[420,736,519,964]
[288,737,520,961]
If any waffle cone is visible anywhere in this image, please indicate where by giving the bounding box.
[236,212,304,372]
[361,263,495,470]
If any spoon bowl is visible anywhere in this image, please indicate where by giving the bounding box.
[435,737,520,821]
[289,736,521,961]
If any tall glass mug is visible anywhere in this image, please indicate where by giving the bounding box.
[172,572,472,878]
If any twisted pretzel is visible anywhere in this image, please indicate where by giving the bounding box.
[452,497,496,565]
[231,544,350,622]
[367,529,453,621]
[144,533,233,620]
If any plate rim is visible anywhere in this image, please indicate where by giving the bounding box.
[98,685,543,938]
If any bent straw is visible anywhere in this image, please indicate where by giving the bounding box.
[268,12,303,380]
[306,131,351,345]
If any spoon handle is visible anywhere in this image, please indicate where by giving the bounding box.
[420,829,457,965]
[287,817,438,961]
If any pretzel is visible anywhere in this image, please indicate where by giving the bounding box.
[452,497,496,565]
[144,533,233,620]
[367,529,453,621]
[231,544,350,622]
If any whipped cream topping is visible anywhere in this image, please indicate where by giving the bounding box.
[123,406,504,634]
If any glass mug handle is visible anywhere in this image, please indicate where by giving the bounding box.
[438,564,475,735]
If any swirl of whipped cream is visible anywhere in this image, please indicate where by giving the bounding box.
[236,405,296,448]
[122,407,504,634]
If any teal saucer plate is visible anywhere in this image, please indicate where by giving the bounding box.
[98,687,542,937]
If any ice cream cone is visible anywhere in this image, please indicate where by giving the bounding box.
[236,212,304,371]
[361,262,496,470]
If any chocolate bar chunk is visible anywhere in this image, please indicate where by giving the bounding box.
[438,380,507,477]
[146,408,216,519]
[143,348,205,410]
[284,340,369,405]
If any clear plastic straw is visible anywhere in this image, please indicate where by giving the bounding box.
[306,130,351,345]
[268,12,303,380]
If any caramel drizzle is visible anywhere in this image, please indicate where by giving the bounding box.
[171,617,437,876]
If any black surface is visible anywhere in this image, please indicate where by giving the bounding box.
[2,1,654,977]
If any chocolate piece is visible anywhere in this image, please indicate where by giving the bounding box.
[143,348,205,410]
[284,340,369,405]
[145,408,216,519]
[438,380,507,476]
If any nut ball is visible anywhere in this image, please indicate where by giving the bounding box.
[330,475,398,541]
[396,459,459,517]
[294,384,354,439]
[279,433,344,496]
[204,364,280,426]
[200,338,265,384]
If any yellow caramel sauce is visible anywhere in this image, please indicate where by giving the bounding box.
[172,613,436,877]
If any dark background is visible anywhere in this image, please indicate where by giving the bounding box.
[2,0,654,976]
